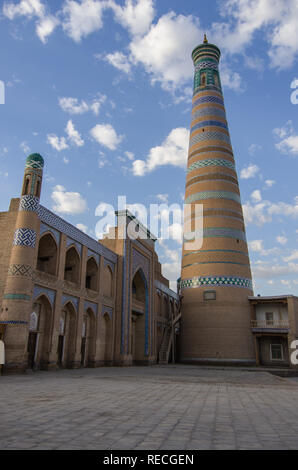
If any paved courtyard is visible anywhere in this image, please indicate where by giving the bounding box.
[1,365,298,450]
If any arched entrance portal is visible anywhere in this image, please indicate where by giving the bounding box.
[27,295,52,370]
[131,269,148,364]
[57,302,77,368]
[80,308,96,367]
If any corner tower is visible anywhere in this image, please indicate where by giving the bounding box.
[0,154,44,372]
[180,37,255,364]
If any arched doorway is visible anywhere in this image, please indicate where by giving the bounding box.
[81,308,96,367]
[85,257,99,290]
[103,265,113,297]
[131,269,148,364]
[64,246,80,284]
[58,302,77,368]
[37,233,58,275]
[27,295,52,370]
[98,312,113,365]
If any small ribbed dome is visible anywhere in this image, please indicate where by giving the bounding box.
[25,153,44,169]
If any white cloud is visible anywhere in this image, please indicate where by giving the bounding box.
[65,120,84,147]
[47,134,69,151]
[132,127,189,176]
[251,260,298,279]
[276,235,287,245]
[36,14,59,43]
[105,51,131,74]
[59,95,106,115]
[251,189,262,203]
[284,250,298,262]
[248,239,278,256]
[156,194,169,203]
[52,184,87,214]
[274,120,298,155]
[243,196,298,226]
[265,179,275,188]
[240,164,260,179]
[3,0,59,43]
[110,0,155,37]
[90,123,123,150]
[59,97,89,115]
[248,143,262,156]
[76,223,88,233]
[61,0,106,42]
[124,151,134,161]
[20,141,30,154]
[129,12,202,91]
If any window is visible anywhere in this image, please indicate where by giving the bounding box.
[204,290,216,301]
[201,72,206,87]
[270,344,283,361]
[266,312,274,326]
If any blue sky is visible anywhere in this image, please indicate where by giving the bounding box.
[0,0,298,294]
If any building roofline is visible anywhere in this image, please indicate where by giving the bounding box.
[248,295,297,301]
[115,209,157,241]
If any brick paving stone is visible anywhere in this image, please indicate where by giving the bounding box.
[1,365,298,450]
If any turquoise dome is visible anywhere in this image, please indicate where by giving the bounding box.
[26,153,44,169]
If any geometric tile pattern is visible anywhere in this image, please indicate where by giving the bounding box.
[192,107,226,120]
[38,205,117,264]
[40,223,61,245]
[190,130,231,147]
[193,95,224,108]
[183,227,246,242]
[181,276,253,290]
[187,159,235,174]
[19,195,39,212]
[132,248,149,282]
[85,301,98,316]
[66,237,82,256]
[191,120,228,132]
[102,305,113,319]
[195,61,218,71]
[8,264,33,278]
[104,259,115,273]
[87,250,100,265]
[185,190,241,204]
[3,293,31,301]
[13,228,36,248]
[33,285,56,308]
[62,294,79,312]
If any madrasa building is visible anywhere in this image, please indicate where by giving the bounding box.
[1,36,298,374]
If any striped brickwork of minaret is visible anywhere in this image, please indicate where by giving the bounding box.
[180,36,255,364]
[0,154,44,372]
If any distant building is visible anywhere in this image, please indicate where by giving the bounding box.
[249,295,298,367]
[0,154,180,373]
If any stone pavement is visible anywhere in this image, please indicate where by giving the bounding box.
[1,365,298,450]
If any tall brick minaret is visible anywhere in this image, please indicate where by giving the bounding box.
[180,36,255,364]
[0,153,44,372]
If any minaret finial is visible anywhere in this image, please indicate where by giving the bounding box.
[203,33,208,44]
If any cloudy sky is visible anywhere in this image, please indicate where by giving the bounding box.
[0,0,298,294]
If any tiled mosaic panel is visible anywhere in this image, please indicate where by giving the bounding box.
[13,228,36,248]
[181,276,252,289]
[40,223,61,245]
[132,248,149,281]
[193,95,224,107]
[190,131,231,147]
[26,161,43,170]
[191,120,228,133]
[192,107,226,120]
[87,250,100,265]
[62,294,79,311]
[8,264,33,277]
[187,159,235,174]
[195,61,218,71]
[183,227,246,242]
[33,285,56,307]
[19,195,39,212]
[3,293,31,301]
[67,237,82,255]
[185,190,241,204]
[104,258,115,273]
[102,305,113,319]
[38,205,117,263]
[84,301,98,316]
